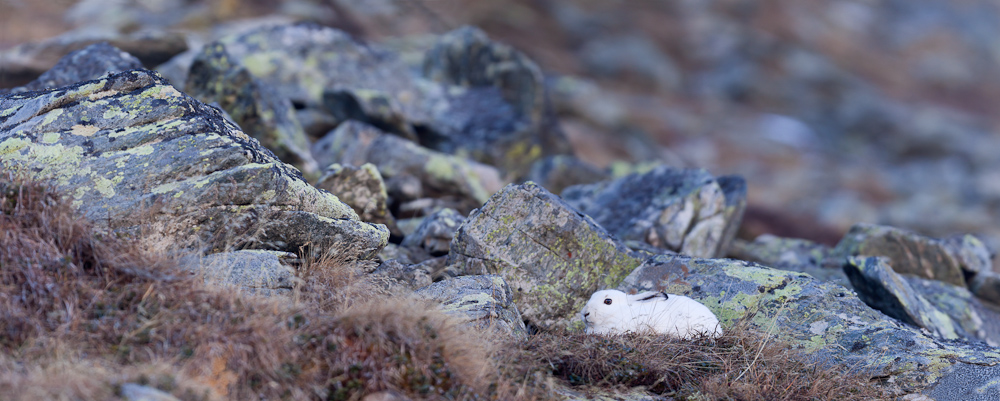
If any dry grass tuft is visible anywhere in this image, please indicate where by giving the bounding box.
[508,318,890,400]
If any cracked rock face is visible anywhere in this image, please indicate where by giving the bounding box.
[448,182,646,330]
[563,165,746,258]
[0,69,387,260]
[620,254,1000,397]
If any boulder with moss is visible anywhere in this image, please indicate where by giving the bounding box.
[185,41,318,177]
[0,69,387,260]
[619,254,1000,397]
[449,182,647,330]
[192,250,298,296]
[415,275,529,340]
[400,208,465,257]
[563,165,746,258]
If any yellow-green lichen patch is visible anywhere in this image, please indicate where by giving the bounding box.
[88,89,120,100]
[41,132,61,144]
[93,176,116,198]
[151,181,183,195]
[127,144,155,156]
[0,105,19,117]
[241,52,279,78]
[41,108,63,126]
[0,141,87,186]
[426,155,456,181]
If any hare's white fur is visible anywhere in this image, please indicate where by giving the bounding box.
[580,289,722,339]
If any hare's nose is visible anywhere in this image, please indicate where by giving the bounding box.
[583,312,590,317]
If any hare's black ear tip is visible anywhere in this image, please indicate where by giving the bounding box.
[660,291,669,299]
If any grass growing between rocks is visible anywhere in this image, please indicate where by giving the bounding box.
[0,176,889,400]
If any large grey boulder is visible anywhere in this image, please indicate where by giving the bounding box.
[0,69,387,260]
[311,120,497,215]
[729,235,848,288]
[619,254,1000,397]
[6,42,143,93]
[422,26,571,175]
[449,182,647,330]
[415,275,529,340]
[562,165,746,258]
[186,41,318,177]
[525,154,609,195]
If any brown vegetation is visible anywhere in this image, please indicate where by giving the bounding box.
[0,175,889,400]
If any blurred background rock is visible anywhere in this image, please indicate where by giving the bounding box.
[4,0,999,267]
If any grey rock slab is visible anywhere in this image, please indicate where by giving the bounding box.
[843,256,964,340]
[370,258,433,293]
[619,253,1000,395]
[415,275,528,340]
[0,69,387,260]
[827,223,968,287]
[448,182,647,330]
[562,165,746,258]
[7,42,143,93]
[970,271,1000,306]
[311,120,495,215]
[186,41,318,177]
[400,207,465,256]
[904,273,1000,345]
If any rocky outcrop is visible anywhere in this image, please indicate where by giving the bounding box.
[311,120,497,215]
[0,69,387,260]
[5,42,143,94]
[619,254,1000,396]
[449,182,647,329]
[186,41,318,176]
[828,223,977,287]
[563,165,746,258]
[415,275,529,340]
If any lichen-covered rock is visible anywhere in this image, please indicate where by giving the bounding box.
[218,23,427,115]
[421,26,571,175]
[904,273,1000,345]
[525,154,609,194]
[619,254,1000,396]
[449,182,647,329]
[400,208,465,256]
[7,42,143,93]
[314,163,397,233]
[0,69,387,260]
[186,41,318,176]
[843,256,964,340]
[729,235,849,287]
[562,165,746,258]
[195,250,297,295]
[414,275,529,340]
[311,120,495,214]
[828,223,971,287]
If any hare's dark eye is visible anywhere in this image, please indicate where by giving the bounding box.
[604,298,612,305]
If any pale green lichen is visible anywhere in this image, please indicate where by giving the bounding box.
[93,176,116,198]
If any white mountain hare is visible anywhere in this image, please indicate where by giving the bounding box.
[581,289,723,338]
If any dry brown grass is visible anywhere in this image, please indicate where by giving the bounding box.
[0,175,891,400]
[507,319,891,401]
